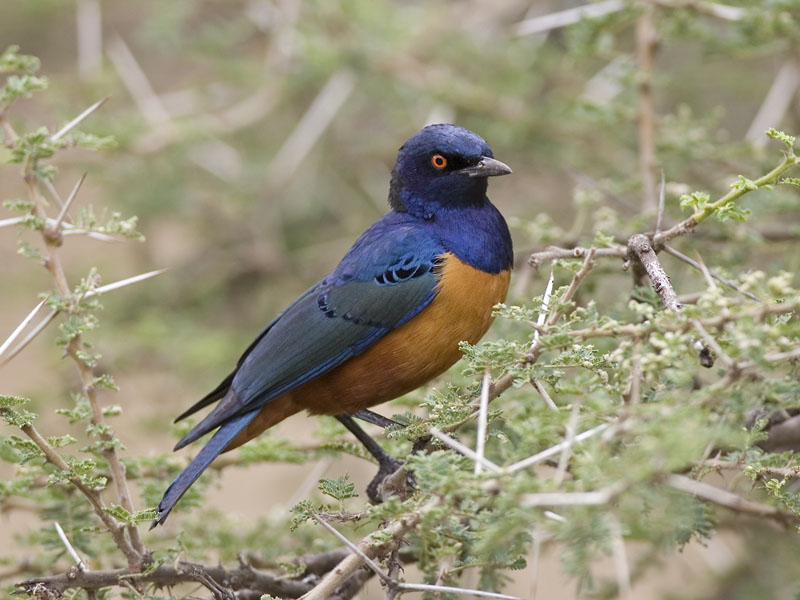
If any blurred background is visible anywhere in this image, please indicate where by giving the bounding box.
[2,1,800,598]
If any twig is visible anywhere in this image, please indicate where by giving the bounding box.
[626,337,643,405]
[18,558,327,598]
[505,424,610,474]
[655,170,666,234]
[628,234,681,311]
[666,474,793,523]
[0,413,139,564]
[54,522,88,571]
[520,488,616,507]
[474,369,491,476]
[312,514,391,584]
[691,318,734,368]
[607,514,632,599]
[553,402,580,487]
[513,0,626,36]
[651,0,744,21]
[532,379,558,412]
[0,270,164,368]
[18,106,147,561]
[395,582,521,600]
[653,151,800,246]
[704,459,800,480]
[662,245,760,301]
[546,247,597,326]
[528,245,625,269]
[428,428,502,473]
[635,1,659,215]
[302,499,439,600]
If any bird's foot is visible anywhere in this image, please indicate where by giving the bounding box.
[367,457,416,504]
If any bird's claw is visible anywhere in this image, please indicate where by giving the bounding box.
[367,458,416,504]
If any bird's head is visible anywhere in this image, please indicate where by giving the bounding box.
[388,124,511,218]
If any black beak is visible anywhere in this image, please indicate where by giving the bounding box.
[459,156,512,178]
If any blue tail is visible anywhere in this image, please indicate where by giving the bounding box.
[151,411,258,527]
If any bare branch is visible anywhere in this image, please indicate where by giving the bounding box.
[312,514,391,584]
[532,378,558,412]
[429,428,502,473]
[665,474,793,522]
[655,170,666,233]
[303,499,439,600]
[54,522,88,572]
[529,245,625,269]
[520,488,616,508]
[474,369,491,476]
[608,514,632,599]
[18,558,332,598]
[513,0,626,36]
[396,582,521,600]
[662,245,760,301]
[628,234,681,311]
[505,424,610,474]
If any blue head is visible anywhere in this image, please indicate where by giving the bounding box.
[388,124,511,219]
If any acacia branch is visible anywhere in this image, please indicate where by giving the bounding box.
[653,150,800,246]
[628,233,681,311]
[0,409,139,565]
[17,553,361,599]
[10,107,147,562]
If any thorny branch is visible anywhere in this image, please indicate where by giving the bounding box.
[5,103,146,563]
[17,550,359,600]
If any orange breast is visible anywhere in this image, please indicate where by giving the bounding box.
[226,254,510,450]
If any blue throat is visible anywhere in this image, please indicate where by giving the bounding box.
[395,190,513,274]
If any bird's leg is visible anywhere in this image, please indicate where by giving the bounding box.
[353,409,402,429]
[354,409,431,455]
[336,414,412,502]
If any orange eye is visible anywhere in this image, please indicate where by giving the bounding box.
[431,154,447,169]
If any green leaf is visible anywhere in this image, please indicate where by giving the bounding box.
[766,128,796,150]
[0,395,30,408]
[679,190,710,211]
[318,474,358,501]
[0,46,40,75]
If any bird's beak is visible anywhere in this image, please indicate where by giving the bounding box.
[459,156,512,178]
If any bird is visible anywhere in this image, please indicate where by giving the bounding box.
[153,124,513,526]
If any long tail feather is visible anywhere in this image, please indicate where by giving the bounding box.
[151,410,258,527]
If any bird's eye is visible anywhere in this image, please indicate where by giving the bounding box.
[431,154,447,169]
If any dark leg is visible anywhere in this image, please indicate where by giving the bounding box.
[336,414,411,502]
[353,409,403,429]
